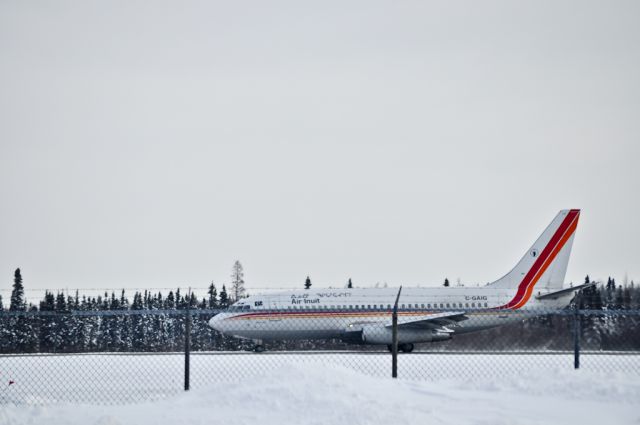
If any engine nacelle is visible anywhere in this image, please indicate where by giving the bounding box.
[358,324,452,345]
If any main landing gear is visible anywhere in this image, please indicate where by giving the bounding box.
[387,343,415,353]
[251,339,266,353]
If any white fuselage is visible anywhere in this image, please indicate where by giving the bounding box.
[208,286,574,344]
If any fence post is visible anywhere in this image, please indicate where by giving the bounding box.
[185,289,191,391]
[392,286,402,378]
[573,292,581,369]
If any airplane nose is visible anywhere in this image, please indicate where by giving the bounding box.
[209,314,220,331]
[208,314,223,332]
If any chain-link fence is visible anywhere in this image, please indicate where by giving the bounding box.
[1,307,639,405]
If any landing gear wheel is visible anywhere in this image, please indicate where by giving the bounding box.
[253,345,266,353]
[400,343,414,353]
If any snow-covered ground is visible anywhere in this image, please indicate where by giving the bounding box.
[1,361,638,425]
[1,352,638,405]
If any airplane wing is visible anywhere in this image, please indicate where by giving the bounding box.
[385,311,468,331]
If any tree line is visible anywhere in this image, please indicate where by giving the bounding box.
[1,268,639,354]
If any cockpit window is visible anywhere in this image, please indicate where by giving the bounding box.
[228,305,249,312]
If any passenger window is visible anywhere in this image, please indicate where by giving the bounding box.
[243,306,250,311]
[421,304,425,308]
[387,304,391,309]
[465,303,469,308]
[367,305,371,310]
[484,303,488,307]
[427,304,431,308]
[440,303,444,309]
[471,303,475,308]
[401,304,405,309]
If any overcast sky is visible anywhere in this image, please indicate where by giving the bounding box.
[1,0,639,298]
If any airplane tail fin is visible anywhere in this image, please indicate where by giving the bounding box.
[489,209,580,309]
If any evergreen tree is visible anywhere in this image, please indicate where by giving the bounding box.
[188,291,197,308]
[39,291,56,351]
[207,282,218,308]
[130,292,145,351]
[166,291,176,309]
[347,278,353,289]
[230,261,246,301]
[53,292,69,351]
[443,278,450,287]
[8,268,38,352]
[219,285,229,308]
[10,268,25,311]
[305,276,312,290]
[0,293,3,311]
[176,288,183,309]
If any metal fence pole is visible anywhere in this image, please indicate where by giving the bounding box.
[185,290,192,391]
[392,286,402,378]
[573,292,581,369]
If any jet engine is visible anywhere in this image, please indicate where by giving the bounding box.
[355,324,452,345]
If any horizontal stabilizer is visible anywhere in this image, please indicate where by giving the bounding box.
[535,282,596,300]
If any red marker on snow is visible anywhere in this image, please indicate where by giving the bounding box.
[8,380,14,386]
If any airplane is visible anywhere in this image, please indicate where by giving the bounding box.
[209,209,592,352]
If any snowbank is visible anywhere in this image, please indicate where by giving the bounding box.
[1,363,638,425]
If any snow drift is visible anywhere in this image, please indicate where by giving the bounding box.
[1,362,638,425]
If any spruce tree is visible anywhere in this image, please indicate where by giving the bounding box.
[9,268,34,353]
[53,292,69,351]
[131,292,145,351]
[0,293,3,311]
[443,278,450,287]
[176,289,182,309]
[207,282,218,308]
[305,276,312,290]
[39,291,56,352]
[219,285,229,308]
[166,291,176,309]
[10,268,25,311]
[347,278,353,289]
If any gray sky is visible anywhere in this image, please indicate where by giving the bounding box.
[1,0,639,297]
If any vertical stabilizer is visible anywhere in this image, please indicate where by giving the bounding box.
[489,209,580,309]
